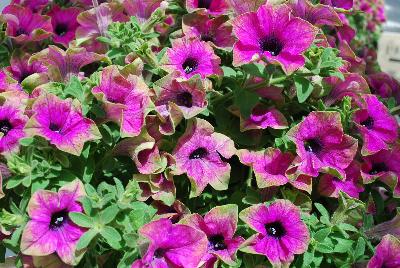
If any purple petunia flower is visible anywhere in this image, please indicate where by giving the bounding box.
[239,200,310,267]
[232,4,317,73]
[20,180,87,266]
[318,161,364,198]
[172,118,236,196]
[0,70,22,93]
[182,14,235,50]
[48,6,80,48]
[180,205,244,267]
[321,0,353,10]
[288,0,342,27]
[2,5,52,43]
[353,94,398,156]
[92,66,152,137]
[131,218,208,268]
[367,72,400,103]
[25,93,101,155]
[10,0,49,13]
[186,0,229,16]
[123,0,163,23]
[287,111,358,178]
[29,45,106,82]
[163,37,223,79]
[367,235,400,268]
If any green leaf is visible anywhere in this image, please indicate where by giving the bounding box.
[69,212,94,228]
[19,137,34,146]
[354,237,366,260]
[242,63,266,77]
[314,203,330,220]
[101,204,120,224]
[315,242,334,253]
[233,88,259,118]
[294,76,314,103]
[76,229,98,250]
[100,226,122,249]
[64,76,84,102]
[314,227,331,242]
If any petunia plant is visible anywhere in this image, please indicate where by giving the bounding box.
[0,0,399,267]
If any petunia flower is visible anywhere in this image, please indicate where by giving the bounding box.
[288,0,342,27]
[92,66,152,137]
[48,5,80,48]
[366,211,400,241]
[131,218,208,268]
[6,50,48,89]
[135,173,176,206]
[318,161,364,198]
[367,72,400,102]
[338,41,366,74]
[182,13,235,50]
[232,4,317,73]
[180,205,244,267]
[367,235,400,268]
[353,94,398,156]
[10,0,49,13]
[163,37,223,80]
[20,180,87,266]
[238,148,313,193]
[287,111,358,178]
[1,5,52,43]
[25,94,101,156]
[321,0,353,10]
[172,118,236,196]
[185,0,229,16]
[152,200,191,223]
[123,0,163,23]
[361,146,400,197]
[239,200,310,267]
[227,0,267,15]
[0,70,22,93]
[29,45,106,82]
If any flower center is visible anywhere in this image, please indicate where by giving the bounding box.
[208,234,227,251]
[49,209,68,230]
[360,116,374,129]
[198,0,212,9]
[259,36,283,56]
[265,221,286,238]
[0,120,12,136]
[176,92,193,108]
[55,23,68,37]
[182,58,198,74]
[189,147,208,159]
[154,248,166,259]
[304,139,322,154]
[201,33,214,42]
[18,71,32,83]
[369,162,388,175]
[49,123,62,133]
[16,28,28,36]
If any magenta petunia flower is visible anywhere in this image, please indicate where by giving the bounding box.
[353,94,398,156]
[0,70,22,93]
[25,94,101,155]
[287,111,358,178]
[92,66,152,137]
[29,45,106,82]
[172,118,236,196]
[238,148,312,193]
[152,200,191,224]
[232,4,317,73]
[163,37,223,79]
[182,13,235,50]
[1,5,52,43]
[227,0,266,15]
[318,161,364,198]
[48,6,80,48]
[131,218,208,268]
[180,205,244,267]
[338,41,366,74]
[367,72,400,102]
[289,0,342,27]
[236,104,288,132]
[186,0,229,16]
[123,0,163,23]
[10,0,49,13]
[20,180,87,266]
[321,0,353,10]
[361,146,400,197]
[239,200,310,266]
[367,235,400,268]
[0,98,28,155]
[6,51,48,89]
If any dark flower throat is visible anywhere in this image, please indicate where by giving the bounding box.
[265,221,286,238]
[259,36,283,56]
[0,120,12,136]
[49,209,68,230]
[189,147,208,159]
[182,58,199,74]
[208,234,227,251]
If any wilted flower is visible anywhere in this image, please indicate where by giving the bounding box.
[135,173,176,206]
[287,111,358,178]
[25,94,101,155]
[131,218,208,267]
[92,66,152,137]
[2,5,52,43]
[172,118,236,196]
[367,235,400,268]
[48,6,80,47]
[163,37,223,79]
[152,200,191,223]
[20,180,87,266]
[180,205,244,267]
[232,4,317,73]
[186,0,229,16]
[239,200,310,267]
[123,0,163,23]
[353,94,398,156]
[288,0,342,27]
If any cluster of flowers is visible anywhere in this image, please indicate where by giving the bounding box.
[0,0,399,267]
